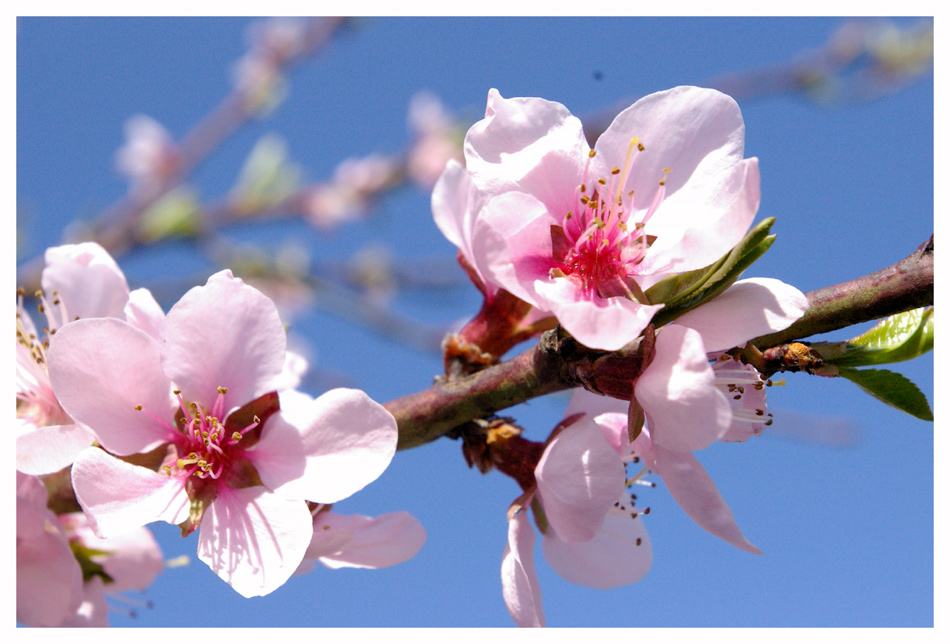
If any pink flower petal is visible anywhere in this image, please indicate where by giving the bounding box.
[465,89,587,217]
[432,159,494,292]
[653,443,762,554]
[535,279,663,351]
[674,277,809,352]
[252,388,397,504]
[542,511,652,589]
[47,318,177,456]
[645,158,760,273]
[123,287,165,341]
[70,447,190,537]
[16,423,97,475]
[41,242,130,323]
[196,486,313,597]
[564,388,629,456]
[16,519,83,627]
[635,325,732,453]
[535,417,626,543]
[595,86,745,221]
[160,270,287,410]
[309,511,426,569]
[60,576,110,627]
[470,190,556,307]
[501,510,545,628]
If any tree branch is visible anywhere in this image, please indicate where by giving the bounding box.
[386,235,934,450]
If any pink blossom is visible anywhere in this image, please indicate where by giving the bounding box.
[58,513,165,627]
[16,472,83,627]
[48,270,398,597]
[17,242,165,476]
[501,413,646,627]
[461,86,762,351]
[581,277,806,553]
[297,508,426,573]
[115,115,180,194]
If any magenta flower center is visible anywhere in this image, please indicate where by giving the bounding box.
[148,387,260,483]
[550,140,668,300]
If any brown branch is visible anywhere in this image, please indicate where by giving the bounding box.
[387,235,934,450]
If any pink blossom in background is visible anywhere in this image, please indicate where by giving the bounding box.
[58,513,165,627]
[16,472,84,627]
[48,270,399,597]
[16,242,165,476]
[115,115,181,195]
[459,86,761,351]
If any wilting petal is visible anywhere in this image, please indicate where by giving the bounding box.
[123,287,165,340]
[41,242,130,323]
[70,447,190,537]
[196,486,313,598]
[542,511,652,589]
[160,270,286,410]
[252,388,397,503]
[674,277,809,352]
[635,325,731,453]
[653,443,762,554]
[310,511,426,569]
[501,511,545,628]
[16,423,97,475]
[535,417,625,543]
[47,318,177,456]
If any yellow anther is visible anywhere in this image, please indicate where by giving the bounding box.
[598,178,606,185]
[588,150,596,158]
[134,404,143,411]
[34,290,43,298]
[173,389,182,395]
[580,183,586,193]
[252,415,261,424]
[638,142,645,151]
[611,167,621,175]
[161,465,171,476]
[565,211,572,220]
[232,432,243,441]
[217,386,228,394]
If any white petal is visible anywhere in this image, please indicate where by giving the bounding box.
[535,417,626,543]
[161,270,287,410]
[252,388,397,503]
[653,443,762,554]
[635,325,732,453]
[501,511,545,628]
[542,511,652,589]
[47,318,177,456]
[674,277,809,352]
[70,447,190,537]
[197,486,313,597]
[311,511,426,569]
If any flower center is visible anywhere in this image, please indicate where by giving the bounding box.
[144,387,260,483]
[549,139,669,301]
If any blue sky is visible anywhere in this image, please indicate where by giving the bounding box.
[16,17,934,628]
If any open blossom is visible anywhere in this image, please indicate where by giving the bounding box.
[501,413,649,627]
[459,86,762,351]
[583,277,807,553]
[47,270,398,597]
[16,242,165,476]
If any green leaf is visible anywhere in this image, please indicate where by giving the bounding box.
[231,135,301,214]
[837,367,933,421]
[647,218,776,327]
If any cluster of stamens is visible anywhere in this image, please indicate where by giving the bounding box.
[714,354,785,434]
[550,138,670,301]
[135,386,260,481]
[16,287,75,423]
[611,454,656,544]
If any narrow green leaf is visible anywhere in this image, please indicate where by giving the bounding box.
[837,366,934,421]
